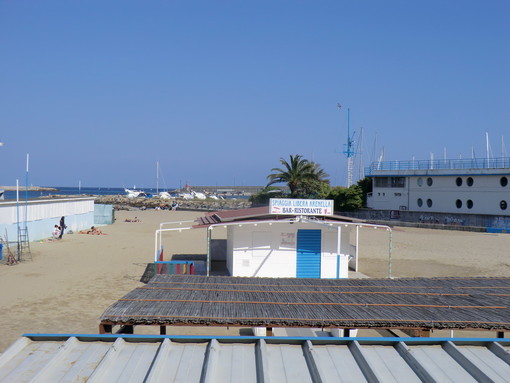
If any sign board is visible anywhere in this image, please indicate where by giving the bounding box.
[270,198,334,216]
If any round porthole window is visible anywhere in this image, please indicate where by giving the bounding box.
[467,177,474,186]
[417,178,423,187]
[501,201,508,210]
[417,198,423,207]
[456,199,462,209]
[427,199,433,207]
[501,177,508,187]
[427,177,433,186]
[467,200,473,209]
[456,177,462,186]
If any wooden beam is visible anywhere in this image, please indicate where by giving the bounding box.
[99,323,112,334]
[402,329,431,337]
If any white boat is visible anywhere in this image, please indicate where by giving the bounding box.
[179,192,194,200]
[125,188,148,198]
[158,191,176,199]
[191,190,207,200]
[176,190,207,200]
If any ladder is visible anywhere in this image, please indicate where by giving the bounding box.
[18,227,32,261]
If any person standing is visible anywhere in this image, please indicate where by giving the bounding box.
[58,216,67,239]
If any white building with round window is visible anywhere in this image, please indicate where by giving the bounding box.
[366,157,510,216]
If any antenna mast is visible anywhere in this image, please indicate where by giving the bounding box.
[156,161,159,194]
[357,127,364,180]
[338,103,355,187]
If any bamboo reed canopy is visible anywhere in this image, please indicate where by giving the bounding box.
[100,275,510,333]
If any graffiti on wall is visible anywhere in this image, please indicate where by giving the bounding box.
[419,215,465,226]
[369,211,390,220]
[489,217,510,229]
[443,216,465,226]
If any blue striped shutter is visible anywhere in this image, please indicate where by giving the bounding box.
[296,229,321,278]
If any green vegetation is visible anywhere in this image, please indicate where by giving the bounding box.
[251,155,370,211]
[266,155,330,198]
[249,186,287,205]
[356,176,373,207]
[326,185,363,211]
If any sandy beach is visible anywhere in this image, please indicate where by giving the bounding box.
[1,209,510,352]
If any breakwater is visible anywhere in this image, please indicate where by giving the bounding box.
[0,186,58,191]
[94,195,251,211]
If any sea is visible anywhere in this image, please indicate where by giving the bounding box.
[1,186,248,201]
[2,186,152,201]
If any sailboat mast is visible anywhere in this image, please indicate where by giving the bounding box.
[486,132,490,168]
[156,161,159,194]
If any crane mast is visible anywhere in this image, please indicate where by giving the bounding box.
[338,104,355,187]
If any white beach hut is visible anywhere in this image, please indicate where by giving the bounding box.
[189,199,392,279]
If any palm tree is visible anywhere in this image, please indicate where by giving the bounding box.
[267,155,327,197]
[309,161,329,182]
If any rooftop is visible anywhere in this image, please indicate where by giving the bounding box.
[2,334,510,382]
[194,206,361,228]
[100,275,510,333]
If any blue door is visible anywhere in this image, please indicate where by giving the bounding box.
[296,229,321,278]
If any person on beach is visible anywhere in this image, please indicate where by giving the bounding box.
[58,216,67,239]
[79,226,106,235]
[52,225,61,239]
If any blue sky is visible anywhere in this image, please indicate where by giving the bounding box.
[1,1,509,189]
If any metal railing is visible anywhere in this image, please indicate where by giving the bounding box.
[365,157,510,175]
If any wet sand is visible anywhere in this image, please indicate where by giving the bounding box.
[1,209,509,351]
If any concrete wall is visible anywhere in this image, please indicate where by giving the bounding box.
[343,209,510,231]
[227,222,353,278]
[94,204,115,225]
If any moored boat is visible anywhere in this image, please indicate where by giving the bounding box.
[125,188,148,198]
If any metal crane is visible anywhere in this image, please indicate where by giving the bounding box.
[337,104,356,187]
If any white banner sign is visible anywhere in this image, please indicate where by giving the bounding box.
[270,198,334,216]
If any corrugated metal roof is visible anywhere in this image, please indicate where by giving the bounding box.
[1,335,510,382]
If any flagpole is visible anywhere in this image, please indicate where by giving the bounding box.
[25,153,29,230]
[16,179,20,260]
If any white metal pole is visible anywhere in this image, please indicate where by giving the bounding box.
[388,228,393,278]
[24,154,29,229]
[16,179,20,260]
[336,226,341,278]
[356,225,359,272]
[207,227,211,276]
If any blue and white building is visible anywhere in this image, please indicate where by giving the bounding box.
[0,197,113,243]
